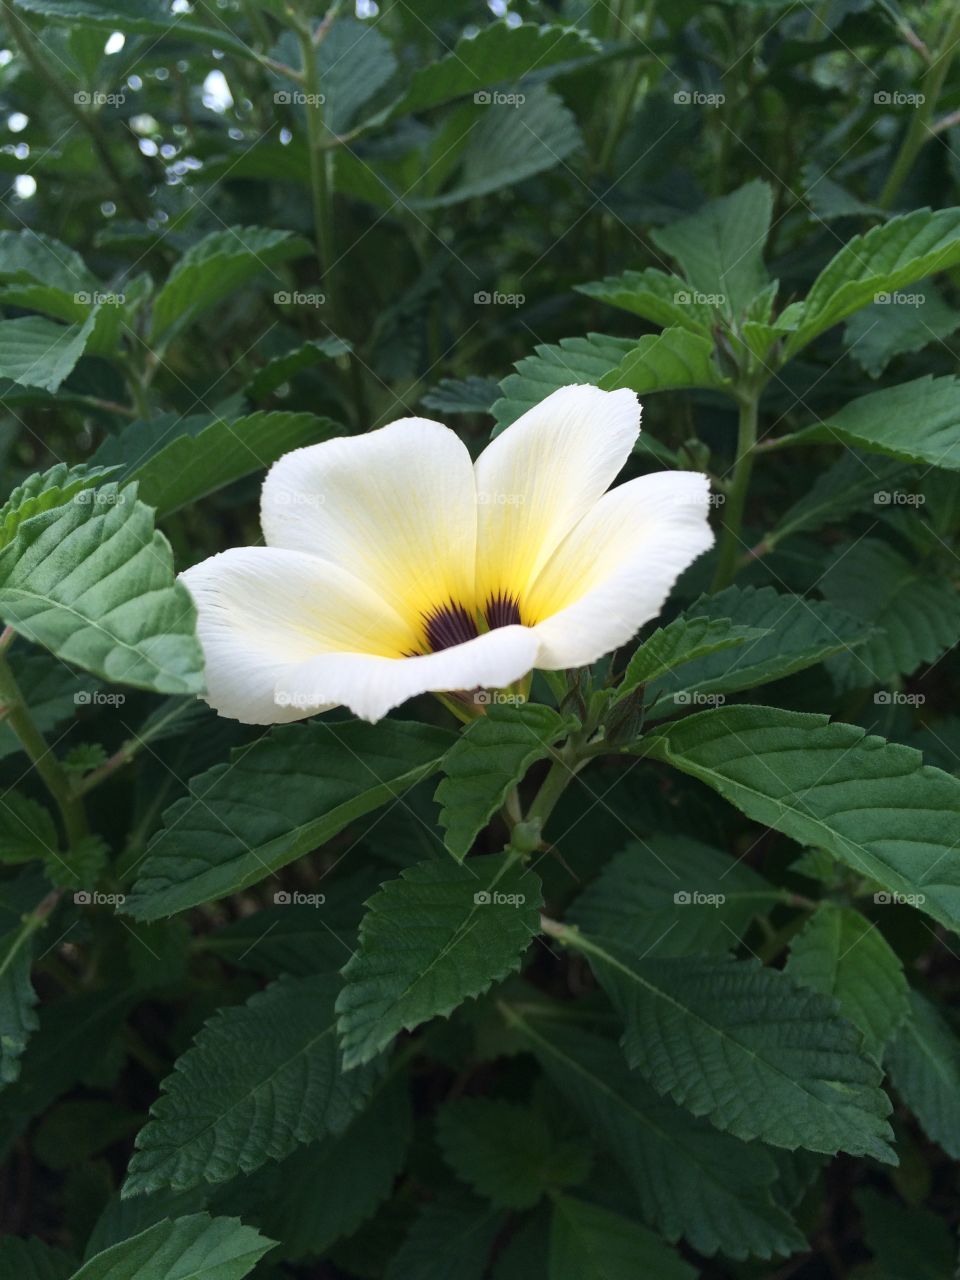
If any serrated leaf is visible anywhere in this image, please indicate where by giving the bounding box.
[437,1098,590,1209]
[886,989,960,1158]
[504,1012,805,1259]
[0,792,59,864]
[393,23,599,116]
[247,337,351,401]
[421,376,500,415]
[68,1213,273,1280]
[0,481,203,694]
[819,538,960,690]
[384,1192,504,1280]
[784,206,960,356]
[785,904,909,1058]
[549,1196,695,1280]
[576,267,714,333]
[649,180,773,318]
[492,333,634,430]
[94,411,341,517]
[644,586,865,713]
[10,0,255,55]
[617,614,768,699]
[123,975,380,1197]
[0,228,97,291]
[569,836,782,958]
[845,283,960,377]
[150,227,310,345]
[765,451,912,549]
[312,17,397,133]
[336,853,542,1069]
[0,464,117,551]
[786,375,960,470]
[638,704,960,933]
[599,326,729,395]
[0,311,98,392]
[435,703,575,859]
[123,720,453,920]
[555,930,894,1160]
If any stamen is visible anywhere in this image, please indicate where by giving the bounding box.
[485,592,522,629]
[423,602,479,652]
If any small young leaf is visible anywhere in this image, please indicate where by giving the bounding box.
[549,1196,695,1280]
[68,1213,273,1280]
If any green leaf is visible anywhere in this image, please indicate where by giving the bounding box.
[819,539,960,690]
[617,614,769,699]
[764,451,912,549]
[336,853,542,1069]
[0,481,203,694]
[123,975,380,1197]
[435,703,575,859]
[11,0,256,55]
[0,916,40,1085]
[0,792,59,864]
[569,836,782,958]
[856,1188,956,1280]
[886,990,960,1158]
[246,337,351,401]
[785,904,909,1058]
[0,464,117,552]
[0,311,98,392]
[393,23,600,116]
[549,1196,695,1280]
[150,227,311,345]
[555,929,894,1160]
[492,334,634,430]
[437,1098,591,1209]
[385,1192,504,1280]
[786,375,960,470]
[123,720,453,921]
[643,586,864,714]
[599,326,730,395]
[0,1236,75,1280]
[0,228,97,291]
[504,1012,806,1259]
[638,704,960,933]
[214,1075,412,1260]
[313,17,398,134]
[649,180,773,317]
[845,283,960,377]
[94,411,340,517]
[784,206,960,356]
[576,267,714,333]
[68,1213,273,1280]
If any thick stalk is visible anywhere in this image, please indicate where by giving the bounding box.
[525,742,585,829]
[0,651,87,847]
[879,7,960,208]
[711,390,759,591]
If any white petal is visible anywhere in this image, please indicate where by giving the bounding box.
[260,418,477,631]
[180,547,417,724]
[526,471,715,669]
[474,384,641,608]
[274,625,539,724]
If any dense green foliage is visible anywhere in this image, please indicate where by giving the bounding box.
[0,1,959,1277]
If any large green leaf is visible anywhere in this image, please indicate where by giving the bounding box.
[0,228,96,291]
[638,704,960,932]
[67,1213,273,1280]
[844,283,960,377]
[649,180,773,318]
[785,376,960,470]
[763,451,911,550]
[504,1011,805,1259]
[150,227,311,345]
[886,990,960,1158]
[434,703,576,859]
[492,334,634,430]
[643,586,864,714]
[0,481,203,694]
[576,267,714,333]
[784,207,960,356]
[548,1197,695,1280]
[616,614,768,700]
[0,311,97,392]
[0,463,117,551]
[819,538,960,690]
[94,411,341,517]
[437,1098,591,1209]
[336,853,542,1070]
[313,17,397,134]
[393,22,599,116]
[384,1192,504,1280]
[551,927,894,1160]
[11,0,255,55]
[123,975,380,1197]
[123,720,454,920]
[785,904,909,1059]
[599,326,730,395]
[569,836,782,958]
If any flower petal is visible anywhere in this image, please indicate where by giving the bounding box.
[180,547,417,724]
[525,471,715,669]
[274,625,539,724]
[474,384,641,609]
[260,418,477,631]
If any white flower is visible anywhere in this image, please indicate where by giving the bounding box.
[181,385,714,723]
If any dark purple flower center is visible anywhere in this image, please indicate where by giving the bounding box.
[421,594,524,653]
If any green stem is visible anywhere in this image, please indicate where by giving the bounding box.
[711,390,759,591]
[879,7,960,209]
[525,742,585,829]
[0,651,87,847]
